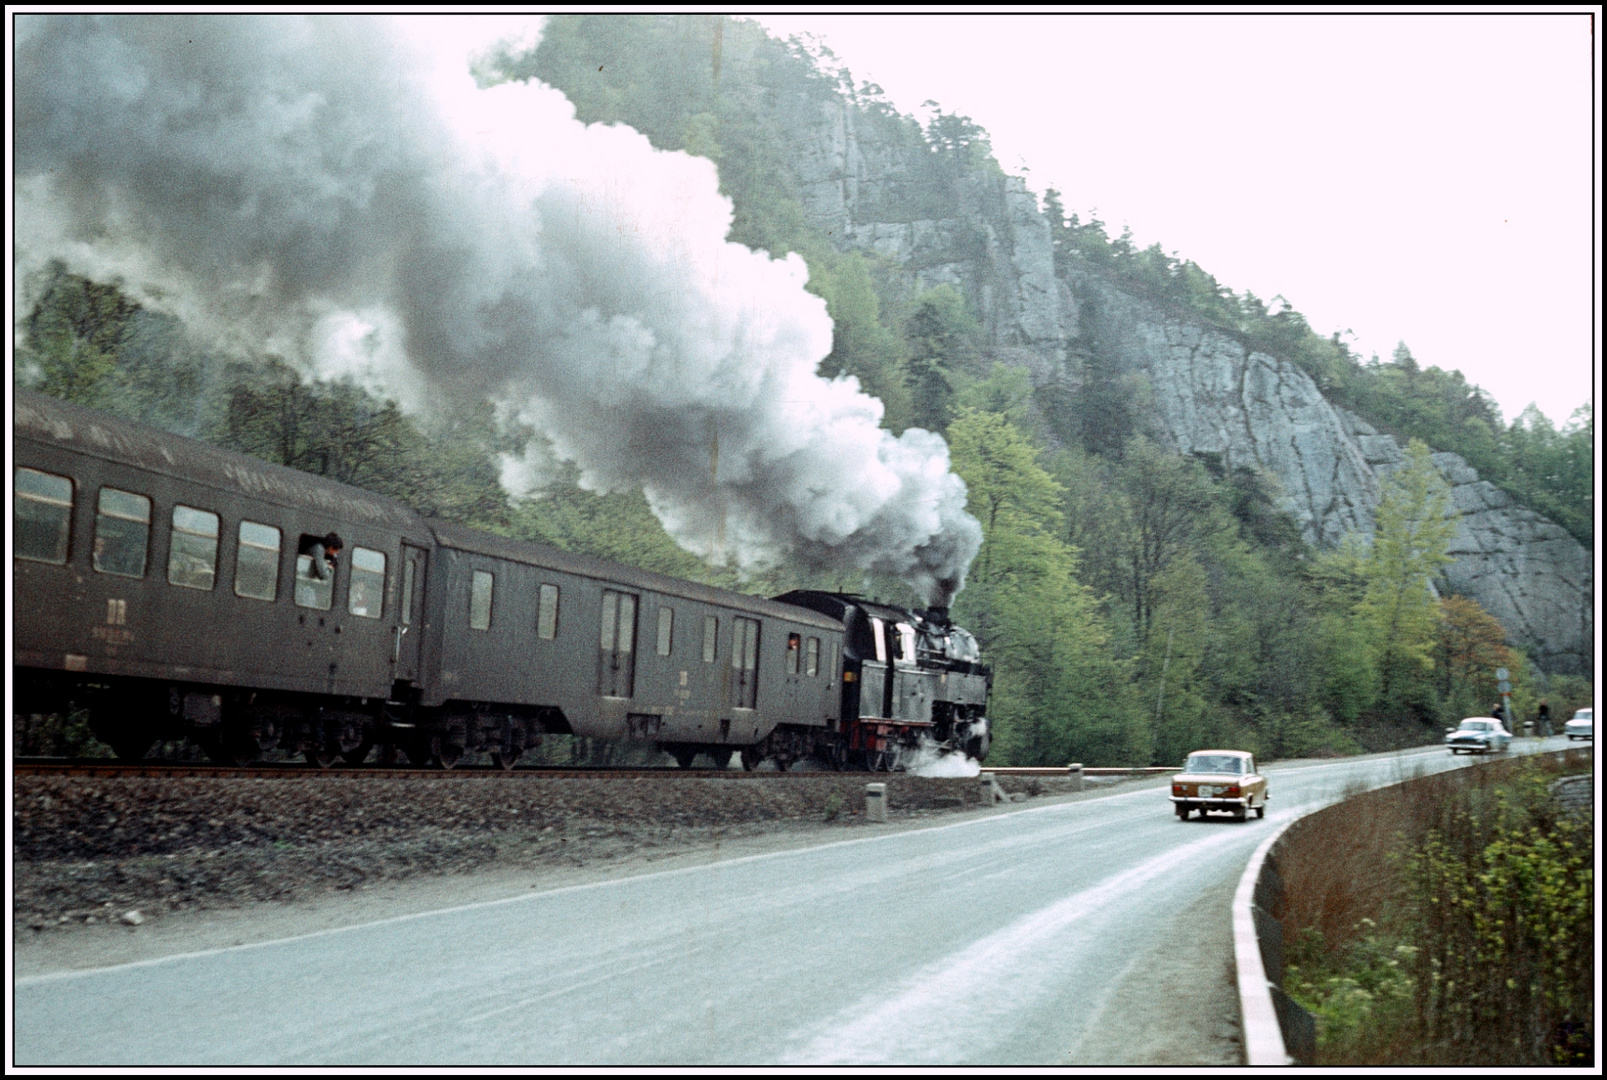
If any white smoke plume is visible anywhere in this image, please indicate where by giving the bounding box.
[14,15,981,603]
[904,738,983,778]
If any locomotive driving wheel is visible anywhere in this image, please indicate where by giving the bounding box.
[740,746,763,771]
[490,748,522,771]
[673,747,698,770]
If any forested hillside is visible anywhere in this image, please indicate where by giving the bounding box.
[15,14,1592,764]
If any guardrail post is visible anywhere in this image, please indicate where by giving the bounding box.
[978,775,1006,805]
[864,782,888,822]
[1066,762,1083,792]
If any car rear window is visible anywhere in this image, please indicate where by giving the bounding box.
[1184,755,1243,774]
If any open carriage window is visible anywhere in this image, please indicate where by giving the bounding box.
[295,532,340,610]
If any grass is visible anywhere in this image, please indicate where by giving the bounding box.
[1277,749,1593,1066]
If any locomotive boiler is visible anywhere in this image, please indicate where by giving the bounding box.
[13,390,990,771]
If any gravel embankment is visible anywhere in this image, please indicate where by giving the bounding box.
[15,771,1085,931]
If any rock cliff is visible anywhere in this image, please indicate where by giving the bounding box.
[777,93,1592,676]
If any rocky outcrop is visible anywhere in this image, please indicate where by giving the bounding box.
[1069,269,1593,676]
[1342,415,1593,677]
[774,90,1593,676]
[784,97,1073,360]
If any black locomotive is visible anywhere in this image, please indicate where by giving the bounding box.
[13,390,991,770]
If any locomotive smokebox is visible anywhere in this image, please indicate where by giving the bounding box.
[924,606,951,627]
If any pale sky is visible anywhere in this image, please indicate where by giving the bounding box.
[756,13,1599,428]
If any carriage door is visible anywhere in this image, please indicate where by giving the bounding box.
[599,590,637,698]
[392,543,428,683]
[730,617,760,708]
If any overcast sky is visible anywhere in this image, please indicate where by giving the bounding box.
[755,13,1598,427]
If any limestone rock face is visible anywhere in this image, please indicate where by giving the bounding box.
[1070,270,1381,547]
[784,97,1073,359]
[773,89,1592,676]
[1070,269,1593,676]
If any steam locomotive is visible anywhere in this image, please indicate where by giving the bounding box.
[13,390,991,770]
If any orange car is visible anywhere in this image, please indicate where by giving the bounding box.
[1169,750,1268,821]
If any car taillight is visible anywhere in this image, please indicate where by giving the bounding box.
[1225,785,1240,796]
[1172,783,1185,795]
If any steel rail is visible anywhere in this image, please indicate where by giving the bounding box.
[13,759,941,780]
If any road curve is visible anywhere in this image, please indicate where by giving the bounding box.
[14,739,1579,1066]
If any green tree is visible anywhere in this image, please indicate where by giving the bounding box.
[807,252,911,430]
[16,262,141,406]
[903,284,976,433]
[1306,539,1381,723]
[1358,440,1459,716]
[947,409,1146,765]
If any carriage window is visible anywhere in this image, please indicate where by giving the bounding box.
[657,606,674,656]
[703,615,718,663]
[469,570,494,630]
[167,505,219,590]
[806,637,820,677]
[538,583,560,640]
[347,547,386,618]
[786,633,801,675]
[897,623,917,665]
[295,550,335,610]
[93,487,150,578]
[233,520,281,600]
[869,617,888,663]
[15,467,74,565]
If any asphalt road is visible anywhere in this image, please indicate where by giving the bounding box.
[14,737,1584,1066]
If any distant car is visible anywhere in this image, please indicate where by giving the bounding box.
[1565,707,1593,741]
[1169,750,1267,821]
[1445,717,1512,755]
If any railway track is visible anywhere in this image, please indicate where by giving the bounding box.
[16,759,1170,781]
[12,758,922,780]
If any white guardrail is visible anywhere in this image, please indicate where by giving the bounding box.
[1233,818,1301,1066]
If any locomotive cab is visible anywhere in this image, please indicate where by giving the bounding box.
[770,591,992,768]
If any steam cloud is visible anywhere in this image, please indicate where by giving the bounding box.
[14,15,981,603]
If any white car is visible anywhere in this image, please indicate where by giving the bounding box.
[1565,707,1593,741]
[1445,718,1512,755]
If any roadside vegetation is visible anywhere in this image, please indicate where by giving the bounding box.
[1278,753,1594,1065]
[14,14,1592,767]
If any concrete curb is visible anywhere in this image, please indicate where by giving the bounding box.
[1233,817,1297,1066]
